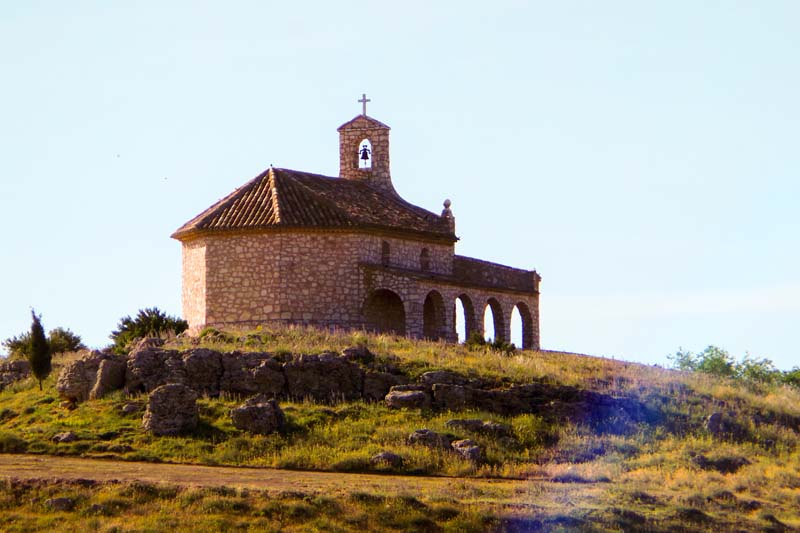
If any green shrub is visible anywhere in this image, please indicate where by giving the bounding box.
[3,324,85,359]
[0,431,27,453]
[28,310,52,391]
[47,327,86,354]
[464,331,516,355]
[110,307,188,354]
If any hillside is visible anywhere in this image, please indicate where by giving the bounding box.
[0,327,798,532]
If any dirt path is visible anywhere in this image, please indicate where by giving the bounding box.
[0,454,538,504]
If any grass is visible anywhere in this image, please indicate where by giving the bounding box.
[0,478,496,532]
[0,325,799,531]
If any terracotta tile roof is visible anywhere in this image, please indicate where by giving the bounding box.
[172,167,456,242]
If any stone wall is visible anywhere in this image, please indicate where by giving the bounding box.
[181,229,540,350]
[362,266,540,349]
[338,115,393,195]
[184,230,454,331]
[181,239,207,328]
[453,256,540,293]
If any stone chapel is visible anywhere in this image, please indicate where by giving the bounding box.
[172,98,541,349]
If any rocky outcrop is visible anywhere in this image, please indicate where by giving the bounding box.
[54,343,648,436]
[219,352,263,396]
[0,360,30,390]
[89,359,126,400]
[142,383,198,436]
[57,351,125,403]
[230,394,285,435]
[385,390,430,409]
[183,349,223,396]
[408,429,453,450]
[283,352,363,402]
[370,451,404,468]
[420,370,470,387]
[45,497,75,511]
[125,347,182,393]
[451,439,482,462]
[52,431,78,443]
[446,419,512,438]
[363,371,408,401]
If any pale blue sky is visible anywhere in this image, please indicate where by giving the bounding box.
[1,1,798,369]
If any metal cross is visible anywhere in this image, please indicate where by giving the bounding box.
[358,93,371,116]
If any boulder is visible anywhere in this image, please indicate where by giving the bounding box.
[45,497,75,511]
[220,352,284,397]
[283,352,363,402]
[125,347,182,393]
[420,370,469,387]
[451,439,483,462]
[389,384,428,393]
[133,337,165,350]
[705,412,724,435]
[445,419,511,438]
[386,390,430,409]
[121,402,140,415]
[0,360,30,390]
[57,351,125,403]
[251,359,286,397]
[364,372,408,402]
[432,383,469,411]
[52,431,78,443]
[182,349,223,396]
[88,359,126,400]
[341,345,376,365]
[370,451,404,468]
[230,394,285,435]
[407,429,452,450]
[142,383,198,436]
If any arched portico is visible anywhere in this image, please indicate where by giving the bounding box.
[422,290,447,340]
[362,288,406,335]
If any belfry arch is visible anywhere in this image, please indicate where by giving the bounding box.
[363,289,405,335]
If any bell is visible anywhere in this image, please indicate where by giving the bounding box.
[360,145,371,160]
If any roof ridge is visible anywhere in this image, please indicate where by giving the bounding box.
[273,169,354,226]
[170,169,270,238]
[268,167,282,223]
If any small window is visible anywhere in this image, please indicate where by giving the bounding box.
[420,248,430,271]
[381,241,390,266]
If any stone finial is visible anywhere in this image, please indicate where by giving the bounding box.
[441,199,455,233]
[441,199,452,217]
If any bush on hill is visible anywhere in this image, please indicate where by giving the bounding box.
[669,345,797,387]
[110,307,188,354]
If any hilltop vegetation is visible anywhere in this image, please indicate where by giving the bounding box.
[0,326,798,531]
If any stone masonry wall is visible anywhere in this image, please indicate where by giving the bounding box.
[187,230,453,332]
[181,229,539,349]
[338,116,393,194]
[181,239,207,328]
[362,267,540,349]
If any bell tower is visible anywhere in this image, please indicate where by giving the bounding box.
[337,94,396,196]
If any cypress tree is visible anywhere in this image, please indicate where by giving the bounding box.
[28,310,51,391]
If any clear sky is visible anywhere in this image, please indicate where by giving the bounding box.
[1,1,798,369]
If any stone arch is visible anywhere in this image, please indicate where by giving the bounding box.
[420,248,430,272]
[455,293,478,342]
[363,289,405,335]
[423,290,446,340]
[511,301,534,350]
[381,241,390,267]
[359,138,373,169]
[483,298,505,343]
